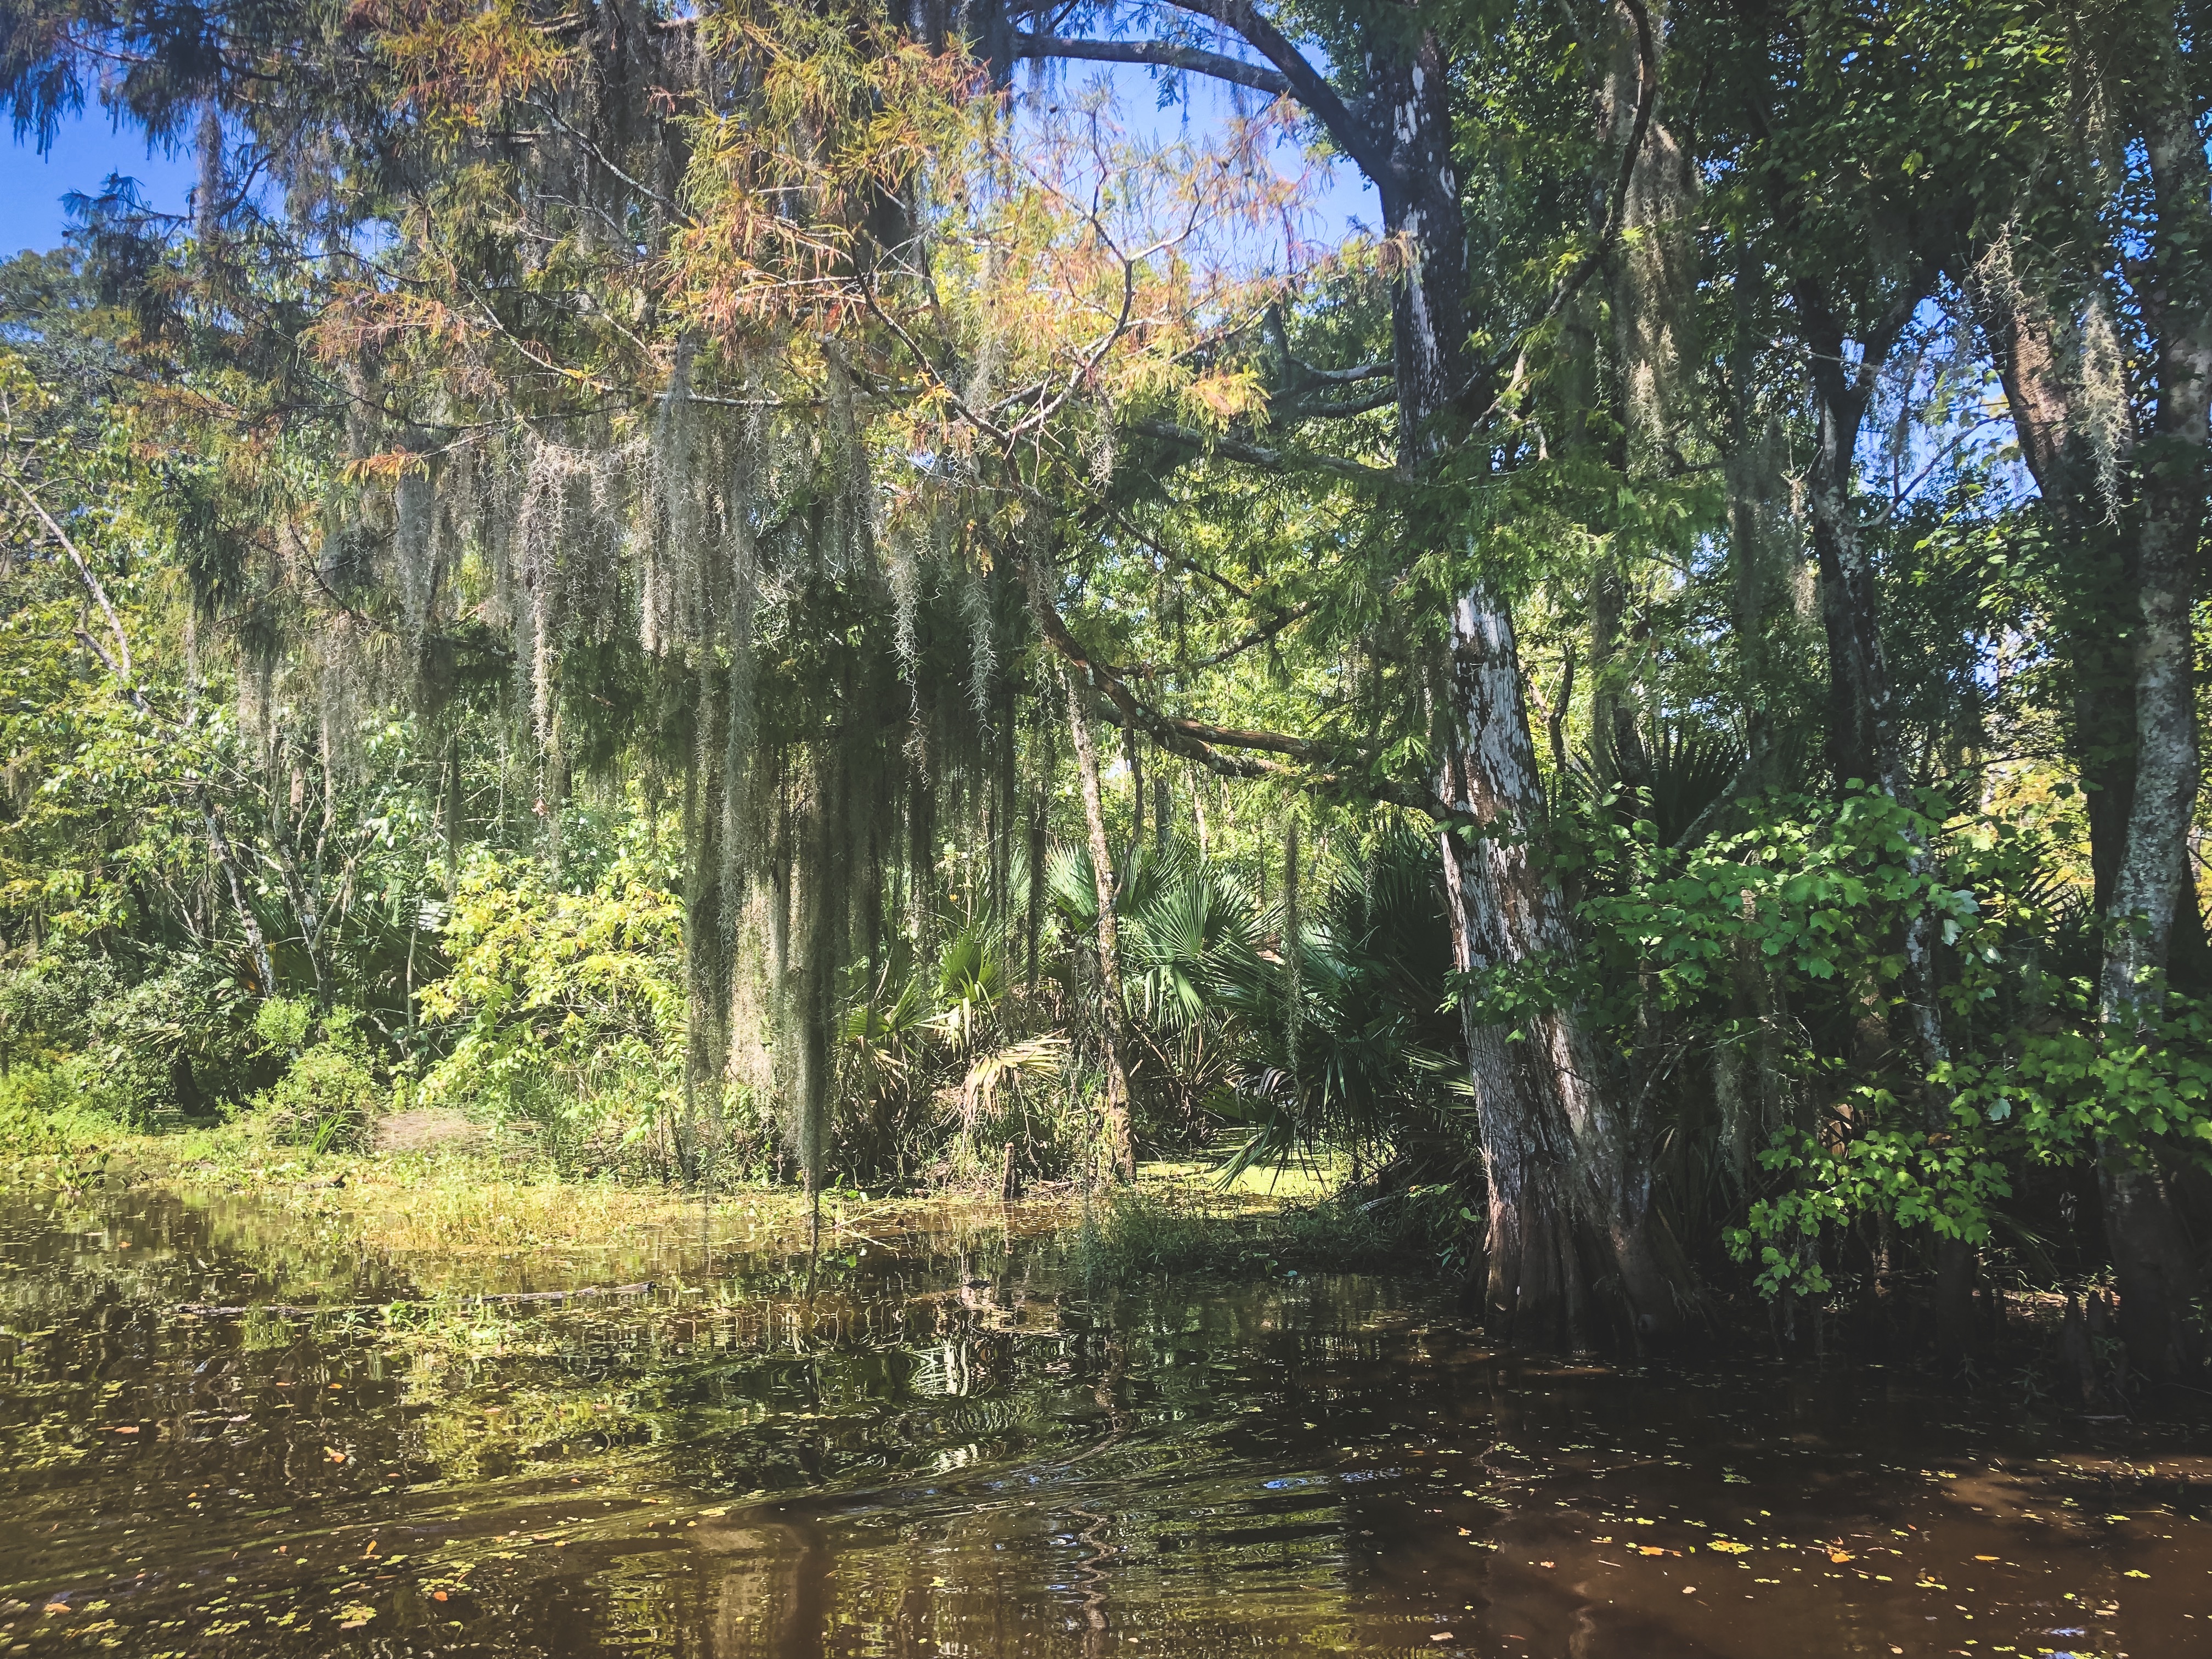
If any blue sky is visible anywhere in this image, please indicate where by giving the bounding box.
[3,110,198,256]
[3,64,1372,262]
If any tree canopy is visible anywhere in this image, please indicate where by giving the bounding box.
[2,0,2209,1374]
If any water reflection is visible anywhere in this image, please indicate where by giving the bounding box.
[1,1183,2207,1657]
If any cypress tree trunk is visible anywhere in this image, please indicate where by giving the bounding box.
[1973,286,2181,1365]
[1971,275,2140,917]
[1719,240,1795,1173]
[1965,20,2210,1381]
[1368,22,1687,1346]
[1009,0,1694,1340]
[1437,590,1686,1345]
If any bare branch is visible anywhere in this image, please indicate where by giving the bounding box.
[1009,32,1290,98]
[1297,359,1390,385]
[9,472,133,684]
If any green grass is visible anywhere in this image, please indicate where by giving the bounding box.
[0,1088,1441,1286]
[1133,1148,1348,1199]
[1070,1180,1429,1286]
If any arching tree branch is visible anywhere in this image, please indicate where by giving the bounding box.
[1009,0,1386,177]
[1009,32,1290,97]
[1019,548,1471,825]
[1153,0,1387,176]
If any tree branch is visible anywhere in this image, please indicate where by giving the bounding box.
[1009,32,1290,97]
[1129,418,1392,484]
[1154,0,1388,176]
[9,472,133,684]
[1280,384,1398,420]
[1019,549,1468,825]
[1110,600,1321,677]
[1298,359,1391,386]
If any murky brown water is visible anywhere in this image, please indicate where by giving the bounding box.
[2,1183,2207,1658]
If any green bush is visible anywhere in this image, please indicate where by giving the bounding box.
[413,853,687,1177]
[255,1006,382,1152]
[1,945,269,1124]
[0,1070,117,1186]
[0,947,117,1069]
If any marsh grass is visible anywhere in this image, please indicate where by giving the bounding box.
[216,1148,988,1267]
[338,1166,726,1252]
[0,1091,823,1255]
[319,1161,1003,1256]
[0,1088,1416,1284]
[1072,1175,1424,1286]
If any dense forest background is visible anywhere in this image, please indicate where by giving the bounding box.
[0,0,2208,1378]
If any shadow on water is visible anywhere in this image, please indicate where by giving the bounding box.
[2,1182,2209,1657]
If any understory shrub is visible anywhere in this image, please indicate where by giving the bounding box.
[0,1071,117,1186]
[0,945,267,1123]
[254,1002,381,1152]
[412,853,688,1178]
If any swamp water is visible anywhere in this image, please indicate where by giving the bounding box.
[1,1185,2207,1658]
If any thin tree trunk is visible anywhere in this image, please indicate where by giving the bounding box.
[793,793,834,1218]
[1282,819,1300,1086]
[680,737,723,1185]
[1799,273,1978,1354]
[1725,229,1787,790]
[2091,20,2212,1382]
[1588,556,1645,791]
[201,798,276,996]
[1025,789,1046,992]
[1799,294,1899,795]
[1126,725,1144,856]
[444,730,462,897]
[1065,672,1135,1181]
